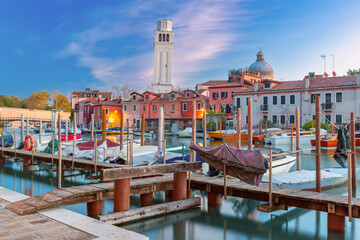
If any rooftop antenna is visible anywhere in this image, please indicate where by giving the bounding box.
[330,54,335,73]
[320,54,326,74]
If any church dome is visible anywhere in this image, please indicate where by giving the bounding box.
[248,51,274,79]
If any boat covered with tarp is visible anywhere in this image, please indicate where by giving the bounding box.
[190,143,268,185]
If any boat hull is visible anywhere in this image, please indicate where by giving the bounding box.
[265,135,315,145]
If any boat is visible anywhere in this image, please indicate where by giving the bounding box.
[190,143,269,185]
[106,127,133,135]
[265,129,327,145]
[253,128,283,143]
[310,132,360,149]
[207,129,237,140]
[133,131,154,137]
[261,167,360,190]
[221,131,248,141]
[176,127,192,138]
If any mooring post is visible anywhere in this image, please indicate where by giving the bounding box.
[192,101,196,160]
[65,119,68,142]
[350,112,356,191]
[315,96,321,192]
[223,164,227,200]
[114,178,131,212]
[120,107,124,150]
[91,114,94,141]
[57,113,62,189]
[51,117,55,165]
[94,136,98,175]
[163,139,166,164]
[290,123,294,151]
[328,213,345,232]
[295,107,301,171]
[141,113,145,146]
[237,108,241,149]
[87,201,102,219]
[247,98,253,150]
[102,109,106,143]
[21,114,24,142]
[259,119,262,134]
[26,116,29,136]
[140,193,153,207]
[331,123,334,134]
[39,118,42,145]
[208,192,221,206]
[348,149,352,222]
[72,114,76,169]
[173,163,187,201]
[14,131,17,158]
[269,146,273,207]
[203,109,206,147]
[159,107,164,149]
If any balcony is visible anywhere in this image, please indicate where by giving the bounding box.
[322,103,333,111]
[260,104,268,112]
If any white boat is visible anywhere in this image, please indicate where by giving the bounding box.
[261,167,360,190]
[176,127,193,138]
[258,148,296,175]
[133,131,154,137]
[264,129,327,145]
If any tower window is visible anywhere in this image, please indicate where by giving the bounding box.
[166,34,169,42]
[159,33,162,42]
[163,34,165,42]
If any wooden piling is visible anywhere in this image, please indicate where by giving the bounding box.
[102,109,106,143]
[57,113,62,189]
[140,193,153,207]
[348,150,352,222]
[315,96,321,192]
[219,119,222,133]
[208,192,221,206]
[65,119,68,142]
[141,113,145,146]
[290,123,294,152]
[350,112,356,191]
[120,107,124,150]
[269,146,273,207]
[163,139,166,164]
[114,178,131,212]
[295,107,301,171]
[72,114,76,169]
[87,201,102,218]
[247,98,253,150]
[159,107,164,149]
[26,117,29,136]
[39,118,42,145]
[259,119,262,134]
[328,213,345,232]
[91,114,94,141]
[20,114,24,142]
[203,109,206,147]
[94,136,98,175]
[224,164,227,200]
[192,101,196,161]
[237,108,241,149]
[331,123,334,134]
[173,171,187,201]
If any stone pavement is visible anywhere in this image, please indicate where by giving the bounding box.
[0,199,95,240]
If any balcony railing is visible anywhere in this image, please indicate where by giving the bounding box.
[322,103,333,110]
[260,104,268,111]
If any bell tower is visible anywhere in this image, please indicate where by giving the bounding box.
[152,19,174,93]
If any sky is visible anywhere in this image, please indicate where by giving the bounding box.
[0,0,360,97]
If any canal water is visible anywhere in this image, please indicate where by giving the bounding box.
[0,131,359,239]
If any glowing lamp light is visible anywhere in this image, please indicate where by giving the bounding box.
[115,110,118,113]
[108,117,114,123]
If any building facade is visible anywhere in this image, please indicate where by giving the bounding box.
[71,88,112,110]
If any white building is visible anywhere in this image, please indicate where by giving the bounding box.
[152,19,174,93]
[233,74,360,128]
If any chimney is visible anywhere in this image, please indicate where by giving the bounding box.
[309,72,315,80]
[254,82,258,92]
[305,76,309,89]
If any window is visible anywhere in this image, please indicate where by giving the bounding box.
[246,115,248,124]
[133,119,136,124]
[166,34,169,42]
[170,94,175,100]
[273,96,277,105]
[186,92,190,98]
[280,115,285,124]
[246,97,250,105]
[105,108,109,115]
[221,92,228,99]
[98,109,100,116]
[312,115,316,120]
[311,93,320,103]
[171,104,175,113]
[263,115,268,121]
[325,115,331,123]
[264,83,271,89]
[153,105,157,112]
[146,95,149,100]
[336,115,342,123]
[159,33,161,42]
[124,106,127,111]
[212,92,218,99]
[193,93,196,97]
[133,95,136,101]
[272,115,277,123]
[197,103,201,111]
[133,105,136,111]
[183,103,187,111]
[142,105,146,112]
[290,95,295,104]
[280,96,286,105]
[290,115,295,124]
[236,98,240,107]
[336,92,342,103]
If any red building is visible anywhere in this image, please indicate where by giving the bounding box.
[92,98,122,129]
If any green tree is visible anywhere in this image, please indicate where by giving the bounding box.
[347,68,360,76]
[0,95,14,107]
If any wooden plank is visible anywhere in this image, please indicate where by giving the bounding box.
[257,203,288,213]
[5,202,36,215]
[72,184,107,193]
[101,162,202,181]
[99,197,201,225]
[22,197,51,209]
[35,193,63,203]
[50,189,75,199]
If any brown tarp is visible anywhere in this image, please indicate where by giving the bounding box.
[77,139,120,151]
[190,143,267,186]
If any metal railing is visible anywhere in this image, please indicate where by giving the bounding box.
[260,104,268,111]
[322,103,333,110]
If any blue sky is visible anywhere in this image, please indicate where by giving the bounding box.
[0,0,360,97]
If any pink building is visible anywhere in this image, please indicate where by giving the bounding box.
[71,88,113,110]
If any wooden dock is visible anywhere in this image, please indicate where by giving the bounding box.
[2,148,121,171]
[6,174,173,215]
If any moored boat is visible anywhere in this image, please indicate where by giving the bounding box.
[310,131,360,149]
[207,129,237,140]
[265,129,327,145]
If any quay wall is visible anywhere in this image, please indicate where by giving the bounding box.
[0,107,71,120]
